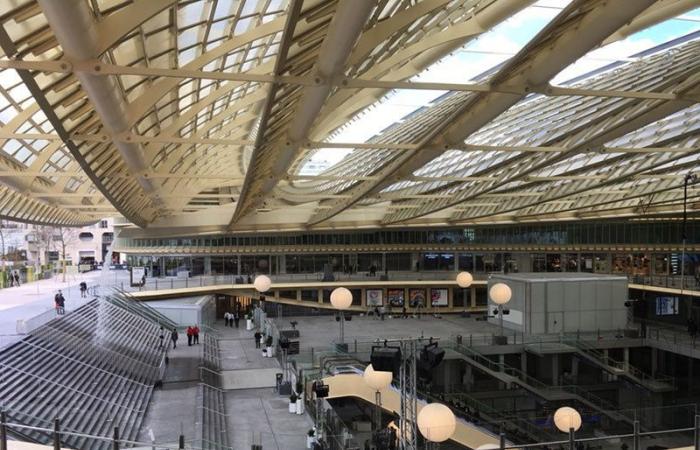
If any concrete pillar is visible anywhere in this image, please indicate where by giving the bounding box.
[464,365,473,391]
[237,255,241,275]
[470,286,476,308]
[552,355,559,386]
[520,353,527,375]
[623,347,630,372]
[204,256,211,275]
[278,255,286,274]
[651,348,658,377]
[499,354,506,390]
[412,253,421,271]
[571,356,579,384]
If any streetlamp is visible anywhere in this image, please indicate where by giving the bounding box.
[417,402,456,449]
[456,271,473,310]
[330,287,352,346]
[489,282,511,345]
[553,406,582,450]
[363,364,393,433]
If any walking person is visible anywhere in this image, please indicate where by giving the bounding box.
[79,281,87,298]
[54,290,66,315]
[158,326,165,349]
[13,271,20,287]
[224,312,230,327]
[234,312,240,328]
[254,330,261,348]
[186,326,193,346]
[170,328,179,349]
[8,271,14,287]
[193,324,200,344]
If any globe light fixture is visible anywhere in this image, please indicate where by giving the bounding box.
[417,403,456,443]
[253,275,272,293]
[330,287,353,310]
[456,271,473,288]
[363,364,392,391]
[364,364,393,432]
[554,406,582,432]
[489,282,512,344]
[330,287,352,344]
[489,283,512,305]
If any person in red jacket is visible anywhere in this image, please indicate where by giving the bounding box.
[186,326,193,346]
[193,325,200,344]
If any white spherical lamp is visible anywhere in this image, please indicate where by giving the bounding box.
[253,275,272,293]
[417,403,456,443]
[456,271,473,288]
[489,283,512,305]
[363,364,392,391]
[553,406,582,432]
[330,287,352,310]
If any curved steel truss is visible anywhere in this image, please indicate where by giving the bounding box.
[0,0,698,232]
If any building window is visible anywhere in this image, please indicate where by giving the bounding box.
[100,220,108,228]
[79,232,94,242]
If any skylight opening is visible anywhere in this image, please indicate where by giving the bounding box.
[297,1,567,177]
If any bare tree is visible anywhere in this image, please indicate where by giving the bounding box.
[54,226,78,282]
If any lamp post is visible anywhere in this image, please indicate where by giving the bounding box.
[363,364,393,433]
[456,271,473,309]
[554,406,582,450]
[489,282,512,345]
[330,287,352,344]
[417,403,456,449]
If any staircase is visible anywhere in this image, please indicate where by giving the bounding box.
[445,342,635,426]
[0,298,167,449]
[195,384,230,450]
[567,339,674,392]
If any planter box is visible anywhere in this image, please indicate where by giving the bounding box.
[289,402,297,414]
[246,319,253,330]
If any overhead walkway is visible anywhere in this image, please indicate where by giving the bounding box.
[322,373,504,450]
[0,298,167,450]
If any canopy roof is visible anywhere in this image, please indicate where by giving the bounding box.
[0,0,698,234]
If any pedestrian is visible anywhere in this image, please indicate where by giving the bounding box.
[193,324,200,344]
[186,326,193,346]
[254,330,261,348]
[14,271,20,287]
[158,326,165,349]
[54,290,65,315]
[234,312,240,328]
[8,271,14,287]
[170,328,178,348]
[224,312,230,327]
[79,281,87,298]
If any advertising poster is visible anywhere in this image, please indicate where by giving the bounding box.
[656,297,678,315]
[387,288,405,307]
[431,288,449,306]
[366,289,384,306]
[130,266,145,287]
[408,288,426,308]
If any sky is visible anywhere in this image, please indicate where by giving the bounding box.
[299,2,700,175]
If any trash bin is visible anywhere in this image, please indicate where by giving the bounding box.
[275,373,283,392]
